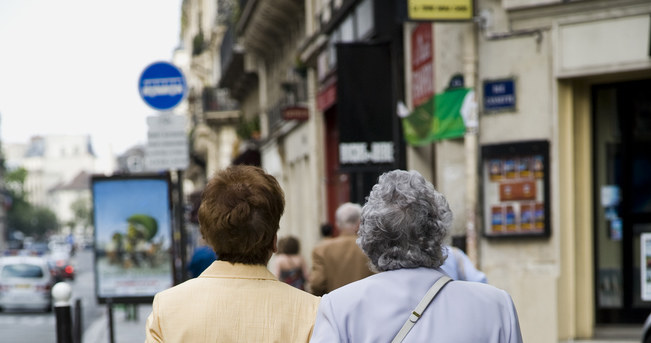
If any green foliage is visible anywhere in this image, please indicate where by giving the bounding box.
[5,167,59,238]
[5,167,27,197]
[294,56,307,78]
[67,197,92,230]
[217,0,240,26]
[192,30,205,56]
[127,214,158,241]
[8,202,59,238]
[236,116,260,140]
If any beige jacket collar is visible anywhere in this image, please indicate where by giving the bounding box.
[199,260,277,280]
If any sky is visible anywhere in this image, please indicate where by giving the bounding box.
[0,0,183,166]
[93,178,170,247]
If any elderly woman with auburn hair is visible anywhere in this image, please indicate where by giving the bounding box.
[145,165,319,343]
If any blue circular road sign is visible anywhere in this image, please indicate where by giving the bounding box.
[138,61,187,111]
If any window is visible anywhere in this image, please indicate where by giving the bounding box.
[340,15,355,42]
[2,264,44,278]
[355,0,373,39]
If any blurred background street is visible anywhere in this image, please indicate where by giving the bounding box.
[1,1,651,342]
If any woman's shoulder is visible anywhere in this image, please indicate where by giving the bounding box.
[445,279,515,305]
[323,270,404,303]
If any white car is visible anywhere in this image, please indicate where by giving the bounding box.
[0,255,54,312]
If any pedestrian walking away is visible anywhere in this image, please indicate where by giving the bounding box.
[309,202,375,296]
[145,165,320,343]
[310,169,523,343]
[273,235,309,291]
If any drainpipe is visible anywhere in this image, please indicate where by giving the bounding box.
[463,22,479,266]
[462,8,545,267]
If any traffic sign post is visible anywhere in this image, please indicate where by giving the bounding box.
[138,61,189,172]
[139,62,189,283]
[138,62,187,111]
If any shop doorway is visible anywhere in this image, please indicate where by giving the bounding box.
[323,107,387,234]
[324,106,350,235]
[593,78,651,323]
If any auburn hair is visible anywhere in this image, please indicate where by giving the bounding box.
[198,165,285,264]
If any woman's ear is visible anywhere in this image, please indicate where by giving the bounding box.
[273,234,278,253]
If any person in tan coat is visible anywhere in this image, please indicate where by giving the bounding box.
[145,165,320,343]
[309,202,375,296]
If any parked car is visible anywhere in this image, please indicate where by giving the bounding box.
[49,239,73,257]
[0,255,54,312]
[23,240,50,256]
[50,260,75,282]
[48,253,75,282]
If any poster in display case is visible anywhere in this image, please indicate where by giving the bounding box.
[92,173,174,304]
[481,140,550,238]
[641,232,651,301]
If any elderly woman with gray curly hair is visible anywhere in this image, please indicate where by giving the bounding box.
[310,169,523,343]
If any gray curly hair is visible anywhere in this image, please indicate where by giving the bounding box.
[357,169,452,272]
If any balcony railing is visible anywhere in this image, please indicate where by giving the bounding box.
[218,22,257,101]
[220,25,236,79]
[266,75,308,131]
[203,87,239,113]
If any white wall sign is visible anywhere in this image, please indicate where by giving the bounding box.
[145,114,189,171]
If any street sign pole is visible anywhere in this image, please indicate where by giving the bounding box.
[138,61,189,285]
[174,169,186,283]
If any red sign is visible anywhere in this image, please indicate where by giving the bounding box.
[499,181,537,201]
[411,23,434,107]
[282,106,309,121]
[317,81,337,111]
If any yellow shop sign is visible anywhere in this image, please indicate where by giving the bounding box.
[408,0,474,21]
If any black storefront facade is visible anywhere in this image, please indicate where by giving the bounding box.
[303,0,407,227]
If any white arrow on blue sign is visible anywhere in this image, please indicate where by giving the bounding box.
[138,61,187,111]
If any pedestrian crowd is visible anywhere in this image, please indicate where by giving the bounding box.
[145,165,522,342]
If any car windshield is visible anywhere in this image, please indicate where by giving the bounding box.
[1,263,44,278]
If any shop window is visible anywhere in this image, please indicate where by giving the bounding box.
[355,0,373,39]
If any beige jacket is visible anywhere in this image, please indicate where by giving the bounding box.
[309,234,375,296]
[145,260,320,343]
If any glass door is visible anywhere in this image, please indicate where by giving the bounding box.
[594,79,651,323]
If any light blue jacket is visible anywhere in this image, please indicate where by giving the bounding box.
[440,245,488,283]
[310,267,522,343]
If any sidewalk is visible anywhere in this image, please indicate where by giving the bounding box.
[83,303,151,343]
[560,325,641,343]
[81,304,642,343]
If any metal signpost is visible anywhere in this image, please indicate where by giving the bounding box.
[95,61,188,343]
[138,61,189,288]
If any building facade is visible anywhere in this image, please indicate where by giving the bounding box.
[8,135,96,208]
[474,0,650,341]
[49,171,92,240]
[3,135,97,243]
[210,0,329,262]
[181,0,651,341]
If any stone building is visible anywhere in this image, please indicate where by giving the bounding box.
[3,135,97,243]
[7,135,96,208]
[178,0,651,341]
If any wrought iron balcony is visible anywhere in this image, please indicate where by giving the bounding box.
[218,24,257,101]
[236,0,303,54]
[218,0,303,100]
[266,74,308,131]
